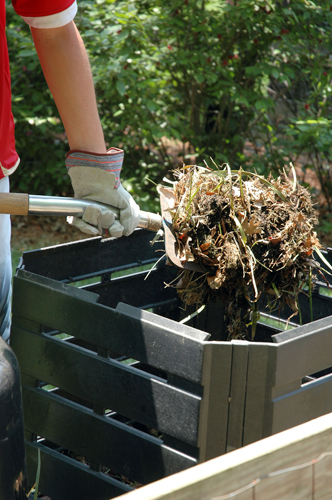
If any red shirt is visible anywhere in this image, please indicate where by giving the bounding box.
[0,0,77,178]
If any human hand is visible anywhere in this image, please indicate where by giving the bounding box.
[65,149,140,238]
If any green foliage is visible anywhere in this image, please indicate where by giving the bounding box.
[286,118,332,209]
[77,0,332,211]
[6,0,332,215]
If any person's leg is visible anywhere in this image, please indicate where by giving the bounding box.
[0,177,12,342]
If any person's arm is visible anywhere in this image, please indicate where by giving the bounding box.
[31,19,140,238]
[31,21,106,154]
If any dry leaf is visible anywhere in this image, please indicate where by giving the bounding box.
[296,213,306,229]
[268,236,281,246]
[207,269,223,289]
[241,216,261,235]
[200,242,211,252]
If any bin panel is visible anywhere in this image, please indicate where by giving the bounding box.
[262,288,332,325]
[12,273,205,384]
[84,267,179,310]
[243,319,332,447]
[22,386,196,485]
[26,441,131,500]
[272,374,332,434]
[20,230,161,282]
[273,318,332,386]
[83,266,179,310]
[12,326,201,446]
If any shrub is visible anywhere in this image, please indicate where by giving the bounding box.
[77,0,332,211]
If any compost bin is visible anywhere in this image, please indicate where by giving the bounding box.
[10,229,332,500]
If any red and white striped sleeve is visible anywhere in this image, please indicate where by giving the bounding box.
[12,0,77,28]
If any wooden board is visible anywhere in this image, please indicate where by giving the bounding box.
[115,412,332,500]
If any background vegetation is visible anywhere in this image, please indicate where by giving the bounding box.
[6,0,332,231]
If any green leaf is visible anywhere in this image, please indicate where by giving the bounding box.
[284,67,296,79]
[196,74,205,84]
[146,100,157,112]
[116,80,126,96]
[18,49,36,57]
[236,95,250,108]
[254,99,269,111]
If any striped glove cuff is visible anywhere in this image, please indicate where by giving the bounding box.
[65,148,124,188]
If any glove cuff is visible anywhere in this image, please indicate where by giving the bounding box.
[65,148,124,188]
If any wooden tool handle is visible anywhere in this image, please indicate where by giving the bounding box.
[0,193,29,215]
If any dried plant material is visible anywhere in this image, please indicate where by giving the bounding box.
[239,214,261,235]
[162,164,324,340]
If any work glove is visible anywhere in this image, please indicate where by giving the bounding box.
[65,148,140,238]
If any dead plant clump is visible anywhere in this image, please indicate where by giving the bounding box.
[163,163,327,340]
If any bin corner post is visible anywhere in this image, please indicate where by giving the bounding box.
[198,342,233,463]
[242,343,278,446]
[0,337,27,500]
[226,340,250,453]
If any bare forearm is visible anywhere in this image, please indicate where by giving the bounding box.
[31,21,106,153]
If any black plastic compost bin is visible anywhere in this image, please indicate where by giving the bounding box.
[10,228,332,500]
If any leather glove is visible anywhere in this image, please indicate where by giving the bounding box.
[65,148,140,238]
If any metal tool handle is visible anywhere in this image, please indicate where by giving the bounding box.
[0,193,162,232]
